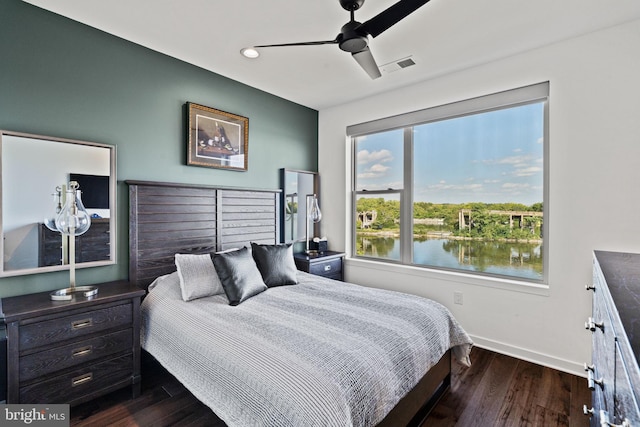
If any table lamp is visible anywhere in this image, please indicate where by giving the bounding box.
[305,194,322,254]
[47,181,98,301]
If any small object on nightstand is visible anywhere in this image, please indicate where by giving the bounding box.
[308,238,328,254]
[294,250,345,281]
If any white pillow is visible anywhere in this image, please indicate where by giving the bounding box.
[175,253,224,301]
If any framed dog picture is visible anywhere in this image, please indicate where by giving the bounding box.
[187,102,248,171]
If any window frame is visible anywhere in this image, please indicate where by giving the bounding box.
[350,82,549,284]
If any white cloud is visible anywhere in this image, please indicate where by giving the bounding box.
[502,182,531,189]
[357,163,391,180]
[513,166,542,177]
[492,154,535,165]
[369,164,390,173]
[482,153,543,178]
[357,149,393,165]
[428,182,483,191]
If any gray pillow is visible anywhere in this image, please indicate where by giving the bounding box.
[175,253,224,301]
[251,242,298,287]
[212,247,267,305]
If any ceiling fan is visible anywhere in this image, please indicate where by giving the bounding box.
[254,0,431,79]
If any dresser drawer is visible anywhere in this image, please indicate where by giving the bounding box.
[308,258,342,278]
[20,329,133,382]
[614,342,640,425]
[20,303,133,351]
[19,354,133,404]
[592,385,605,427]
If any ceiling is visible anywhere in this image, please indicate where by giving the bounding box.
[23,0,640,110]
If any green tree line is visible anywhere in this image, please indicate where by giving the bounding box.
[356,198,543,240]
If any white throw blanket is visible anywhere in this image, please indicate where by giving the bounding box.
[141,271,472,427]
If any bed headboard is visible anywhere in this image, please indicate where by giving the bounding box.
[127,180,281,289]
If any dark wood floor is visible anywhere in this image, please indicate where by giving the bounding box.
[425,348,591,427]
[70,347,592,427]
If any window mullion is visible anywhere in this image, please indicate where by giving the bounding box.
[400,127,413,264]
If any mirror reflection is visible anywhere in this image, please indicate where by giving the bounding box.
[281,169,319,243]
[1,131,116,277]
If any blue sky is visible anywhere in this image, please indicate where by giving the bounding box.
[356,102,544,205]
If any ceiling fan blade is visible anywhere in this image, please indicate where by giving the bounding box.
[352,47,382,79]
[360,0,432,38]
[254,39,338,48]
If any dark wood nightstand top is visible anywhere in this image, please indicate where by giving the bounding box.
[1,280,145,323]
[293,250,346,262]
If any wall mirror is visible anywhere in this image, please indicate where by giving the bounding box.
[280,169,319,243]
[0,130,116,277]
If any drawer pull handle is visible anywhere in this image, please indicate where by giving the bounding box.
[587,370,604,390]
[583,405,594,417]
[71,319,93,330]
[585,317,604,332]
[324,265,332,272]
[72,346,93,358]
[586,284,596,291]
[72,373,93,387]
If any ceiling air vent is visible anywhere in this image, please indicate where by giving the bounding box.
[380,56,416,74]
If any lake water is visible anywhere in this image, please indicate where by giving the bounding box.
[356,235,543,281]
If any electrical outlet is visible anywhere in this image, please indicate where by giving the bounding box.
[454,291,463,305]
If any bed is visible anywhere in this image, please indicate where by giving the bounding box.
[128,180,472,427]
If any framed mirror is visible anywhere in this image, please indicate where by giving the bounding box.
[280,169,319,244]
[0,130,116,277]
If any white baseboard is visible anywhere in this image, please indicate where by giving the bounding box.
[470,334,587,378]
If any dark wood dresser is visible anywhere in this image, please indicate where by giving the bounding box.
[0,281,145,405]
[586,251,640,426]
[39,218,111,267]
[294,251,345,281]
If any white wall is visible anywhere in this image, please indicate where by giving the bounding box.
[318,19,640,375]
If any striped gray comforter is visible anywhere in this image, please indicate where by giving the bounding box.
[141,271,472,427]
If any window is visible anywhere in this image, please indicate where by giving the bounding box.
[351,83,548,283]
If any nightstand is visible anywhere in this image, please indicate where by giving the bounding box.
[0,280,145,406]
[294,251,345,281]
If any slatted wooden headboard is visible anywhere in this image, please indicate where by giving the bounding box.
[127,180,281,289]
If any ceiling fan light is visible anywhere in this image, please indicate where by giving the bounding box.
[339,37,368,53]
[241,48,260,59]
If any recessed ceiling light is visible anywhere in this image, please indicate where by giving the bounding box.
[241,48,260,59]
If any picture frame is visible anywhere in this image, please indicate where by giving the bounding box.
[187,102,248,171]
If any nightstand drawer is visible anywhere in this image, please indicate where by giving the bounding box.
[20,329,133,382]
[19,354,133,404]
[308,258,342,277]
[294,251,345,281]
[20,302,133,351]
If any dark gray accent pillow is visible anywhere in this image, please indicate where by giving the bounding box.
[251,242,298,287]
[212,247,267,305]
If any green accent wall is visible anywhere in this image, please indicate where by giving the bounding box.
[0,0,318,297]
